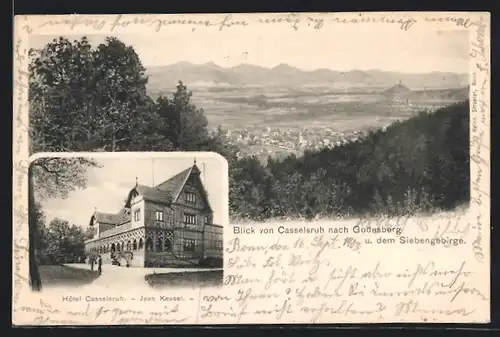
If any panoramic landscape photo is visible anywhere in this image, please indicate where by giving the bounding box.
[27,27,470,290]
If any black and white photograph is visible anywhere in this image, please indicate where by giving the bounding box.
[15,13,490,325]
[28,153,226,290]
[26,24,471,290]
[21,12,482,300]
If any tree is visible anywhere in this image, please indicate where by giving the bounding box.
[83,226,96,240]
[30,157,100,199]
[29,36,164,153]
[206,126,239,162]
[28,157,100,291]
[42,218,86,265]
[91,37,163,151]
[31,203,47,264]
[156,81,210,150]
[29,37,96,152]
[228,156,270,220]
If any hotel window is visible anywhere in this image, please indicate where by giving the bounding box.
[205,215,210,224]
[215,240,223,250]
[155,237,163,252]
[184,214,196,225]
[134,209,141,222]
[145,238,153,252]
[164,237,172,251]
[155,210,164,221]
[185,192,196,204]
[183,238,196,252]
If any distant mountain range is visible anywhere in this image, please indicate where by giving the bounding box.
[146,62,469,90]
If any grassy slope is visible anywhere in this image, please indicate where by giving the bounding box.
[39,265,99,287]
[145,270,223,288]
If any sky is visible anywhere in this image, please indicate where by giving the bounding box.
[37,153,227,229]
[29,28,470,74]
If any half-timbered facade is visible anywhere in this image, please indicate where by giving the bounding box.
[84,161,223,267]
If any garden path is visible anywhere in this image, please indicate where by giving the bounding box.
[63,263,222,290]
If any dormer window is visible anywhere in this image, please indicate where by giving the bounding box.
[185,192,196,204]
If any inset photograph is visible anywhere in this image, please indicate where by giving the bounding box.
[28,152,227,291]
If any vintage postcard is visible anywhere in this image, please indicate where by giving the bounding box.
[13,12,490,325]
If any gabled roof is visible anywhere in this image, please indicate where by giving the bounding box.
[134,184,174,205]
[155,166,195,200]
[89,209,129,227]
[91,163,211,227]
[123,163,211,211]
[124,164,198,208]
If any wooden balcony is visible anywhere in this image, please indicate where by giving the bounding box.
[147,220,175,230]
[147,220,222,232]
[96,220,223,239]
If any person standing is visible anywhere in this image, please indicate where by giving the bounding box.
[97,255,102,275]
[90,256,94,271]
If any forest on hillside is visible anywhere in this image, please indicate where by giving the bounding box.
[230,101,469,220]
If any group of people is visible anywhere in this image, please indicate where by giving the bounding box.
[90,255,103,275]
